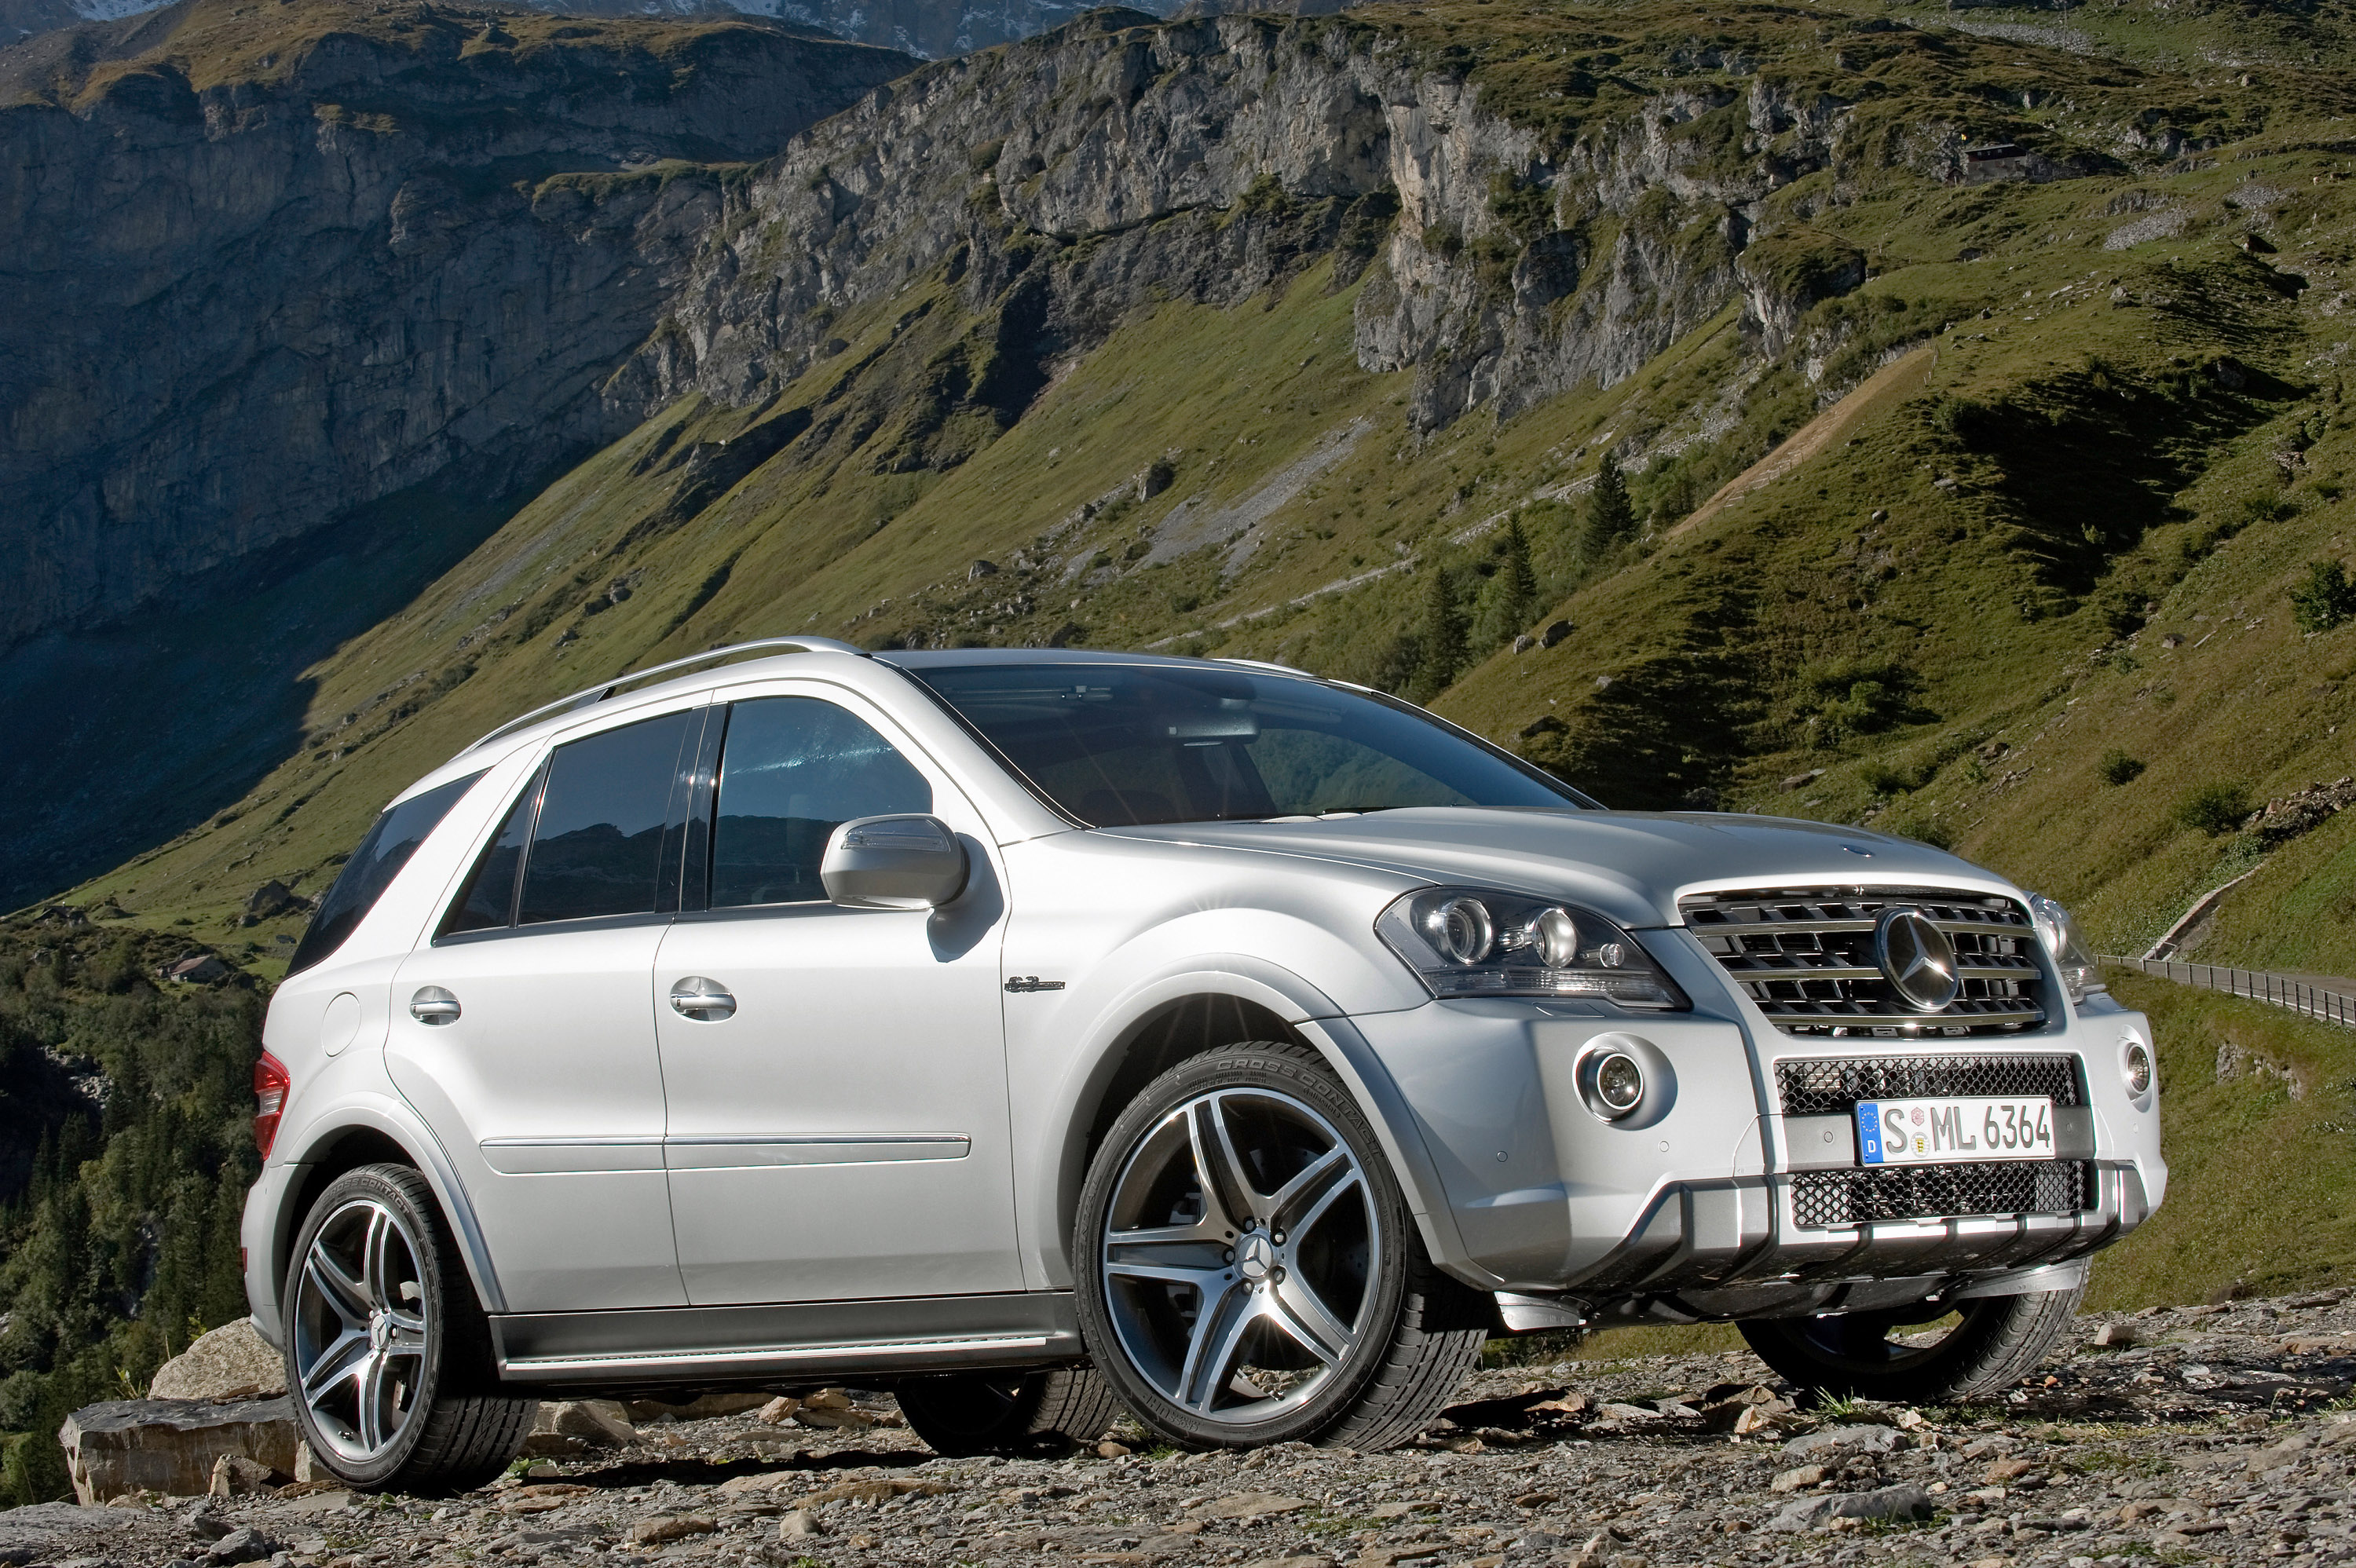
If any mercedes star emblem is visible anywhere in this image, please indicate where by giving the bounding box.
[1875,907,1959,1012]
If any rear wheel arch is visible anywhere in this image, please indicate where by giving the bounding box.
[278,1120,503,1321]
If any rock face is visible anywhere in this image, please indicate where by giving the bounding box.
[621,10,1863,445]
[0,0,912,652]
[0,0,1185,61]
[57,1397,302,1503]
[147,1318,287,1403]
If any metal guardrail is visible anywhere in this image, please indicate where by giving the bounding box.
[2103,956,2356,1029]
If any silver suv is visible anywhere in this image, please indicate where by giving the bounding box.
[243,641,2164,1491]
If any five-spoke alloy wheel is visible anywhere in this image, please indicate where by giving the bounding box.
[1075,1042,1487,1450]
[282,1164,533,1493]
[293,1195,431,1462]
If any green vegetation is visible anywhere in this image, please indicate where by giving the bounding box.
[2175,783,2254,839]
[2100,750,2148,788]
[0,923,261,1507]
[2292,559,2356,633]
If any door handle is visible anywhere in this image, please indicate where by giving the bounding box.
[669,977,736,1022]
[409,986,461,1026]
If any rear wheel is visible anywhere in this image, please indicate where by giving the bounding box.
[895,1369,1122,1457]
[283,1163,534,1493]
[1074,1041,1487,1450]
[1738,1282,2083,1405]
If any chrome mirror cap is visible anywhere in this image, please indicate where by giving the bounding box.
[821,814,969,909]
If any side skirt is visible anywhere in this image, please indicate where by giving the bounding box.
[490,1290,1084,1393]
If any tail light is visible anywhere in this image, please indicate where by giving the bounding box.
[254,1051,290,1158]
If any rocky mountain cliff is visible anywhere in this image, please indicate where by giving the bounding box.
[0,0,909,653]
[1,0,1169,58]
[12,0,2356,990]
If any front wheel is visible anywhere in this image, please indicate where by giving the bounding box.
[283,1163,534,1493]
[895,1369,1123,1457]
[1738,1282,2084,1405]
[1073,1041,1487,1451]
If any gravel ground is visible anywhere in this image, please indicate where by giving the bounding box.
[10,1290,2356,1568]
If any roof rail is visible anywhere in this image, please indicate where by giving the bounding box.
[461,637,868,755]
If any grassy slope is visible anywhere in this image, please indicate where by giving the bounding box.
[46,0,2356,975]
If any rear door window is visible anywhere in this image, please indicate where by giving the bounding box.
[517,710,699,925]
[708,697,932,908]
[288,771,486,974]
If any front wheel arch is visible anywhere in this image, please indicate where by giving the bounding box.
[1043,979,1477,1294]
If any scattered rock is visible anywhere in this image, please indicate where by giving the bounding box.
[207,1454,278,1498]
[1188,1493,1311,1521]
[778,1508,824,1538]
[1539,619,1575,648]
[627,1515,716,1544]
[1771,1464,1827,1492]
[623,1393,770,1421]
[1782,1424,1906,1457]
[1780,769,1825,791]
[2090,1321,2138,1348]
[201,1523,284,1564]
[1769,1482,1934,1532]
[968,559,1000,580]
[531,1400,636,1449]
[757,1394,801,1424]
[239,881,310,926]
[58,1399,301,1504]
[162,953,230,985]
[1512,634,1536,653]
[149,1320,286,1403]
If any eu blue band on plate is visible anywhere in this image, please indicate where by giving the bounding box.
[1857,1101,1884,1165]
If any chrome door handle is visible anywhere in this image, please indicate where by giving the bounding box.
[409,986,461,1026]
[669,977,736,1022]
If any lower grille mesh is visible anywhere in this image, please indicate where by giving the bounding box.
[1791,1160,2092,1229]
[1777,1054,2083,1117]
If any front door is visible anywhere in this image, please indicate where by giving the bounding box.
[390,704,703,1312]
[653,687,1021,1305]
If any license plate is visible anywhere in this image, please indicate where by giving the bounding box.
[1857,1096,2054,1165]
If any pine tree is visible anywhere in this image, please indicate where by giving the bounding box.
[1414,561,1466,702]
[1582,451,1636,557]
[1477,515,1539,650]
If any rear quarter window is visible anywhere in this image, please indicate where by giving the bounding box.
[287,771,486,976]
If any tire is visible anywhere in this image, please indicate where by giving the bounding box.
[895,1368,1124,1457]
[282,1163,534,1493]
[1738,1281,2085,1405]
[1073,1040,1487,1451]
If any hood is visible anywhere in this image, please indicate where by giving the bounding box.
[1096,808,2022,929]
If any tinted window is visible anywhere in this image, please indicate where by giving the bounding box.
[441,769,542,936]
[710,698,931,907]
[516,710,697,925]
[911,663,1586,826]
[288,771,485,974]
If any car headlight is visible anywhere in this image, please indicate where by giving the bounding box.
[2025,892,2105,1006]
[1377,888,1688,1009]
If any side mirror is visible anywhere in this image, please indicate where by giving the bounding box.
[821,815,970,911]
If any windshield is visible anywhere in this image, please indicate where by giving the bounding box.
[908,663,1591,827]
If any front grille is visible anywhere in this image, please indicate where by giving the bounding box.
[1776,1054,2083,1116]
[1682,886,2046,1036]
[1791,1160,2094,1229]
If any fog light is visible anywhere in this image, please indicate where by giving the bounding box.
[1592,1051,1644,1117]
[2123,1040,2153,1097]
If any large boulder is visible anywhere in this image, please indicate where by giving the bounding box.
[58,1398,302,1503]
[148,1318,287,1402]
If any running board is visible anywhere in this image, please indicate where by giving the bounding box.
[489,1291,1084,1389]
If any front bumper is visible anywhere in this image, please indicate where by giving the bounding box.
[1351,949,2164,1319]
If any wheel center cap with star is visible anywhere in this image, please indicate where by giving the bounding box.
[1237,1234,1276,1281]
[369,1312,392,1351]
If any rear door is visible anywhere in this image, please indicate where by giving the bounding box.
[653,685,1022,1305]
[390,704,704,1312]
